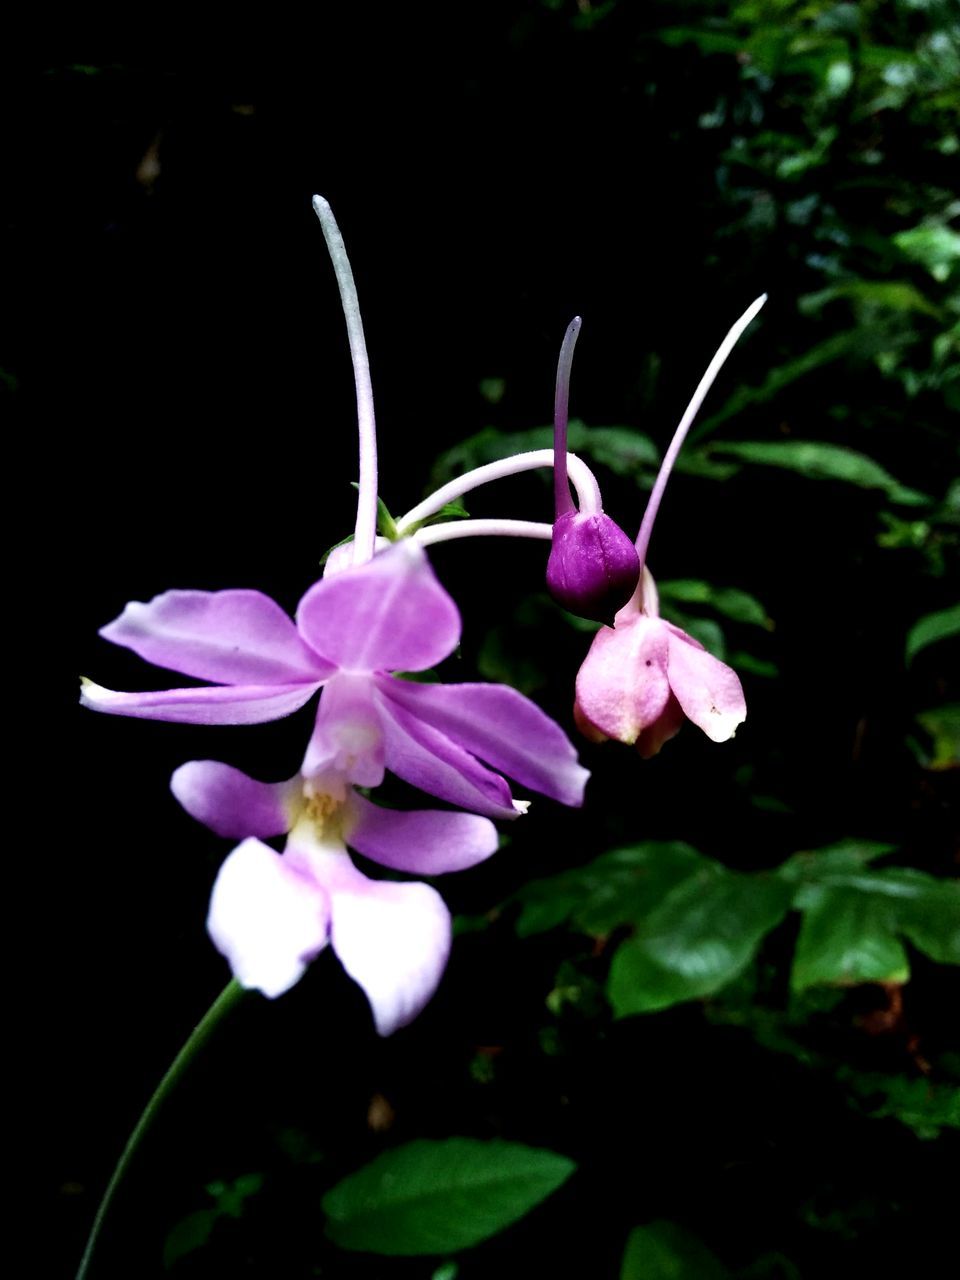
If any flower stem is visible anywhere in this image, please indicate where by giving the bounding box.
[416,518,553,546]
[634,294,767,575]
[554,317,582,518]
[74,980,246,1280]
[312,195,379,565]
[396,449,603,535]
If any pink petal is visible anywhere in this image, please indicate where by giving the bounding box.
[349,795,499,874]
[302,673,385,786]
[100,589,332,685]
[80,678,322,725]
[635,692,685,759]
[206,839,330,998]
[171,761,299,838]
[296,542,460,674]
[573,615,672,744]
[666,629,746,743]
[380,679,589,808]
[374,690,519,820]
[302,849,451,1036]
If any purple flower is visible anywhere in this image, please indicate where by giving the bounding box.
[82,540,589,817]
[171,759,498,1033]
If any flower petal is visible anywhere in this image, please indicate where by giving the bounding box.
[666,628,746,743]
[636,692,685,759]
[380,679,589,808]
[303,673,386,787]
[348,795,499,874]
[374,691,519,820]
[171,761,298,838]
[206,838,330,998]
[80,678,321,725]
[300,848,450,1036]
[573,615,672,744]
[100,589,333,685]
[296,541,460,673]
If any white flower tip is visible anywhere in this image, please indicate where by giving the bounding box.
[512,799,532,815]
[311,193,331,216]
[79,677,113,709]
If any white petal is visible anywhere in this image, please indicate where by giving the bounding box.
[206,839,330,998]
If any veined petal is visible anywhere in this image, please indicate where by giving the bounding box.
[349,796,499,874]
[100,589,332,685]
[374,691,519,820]
[297,847,450,1036]
[80,678,322,725]
[206,839,330,998]
[171,761,298,839]
[574,615,671,744]
[296,541,460,673]
[380,679,589,808]
[303,673,385,786]
[666,628,746,743]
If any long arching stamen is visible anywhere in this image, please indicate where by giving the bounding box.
[554,317,582,518]
[312,196,379,565]
[416,518,554,546]
[396,448,604,535]
[634,294,767,576]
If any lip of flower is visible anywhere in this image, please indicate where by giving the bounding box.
[81,539,589,817]
[171,758,499,1034]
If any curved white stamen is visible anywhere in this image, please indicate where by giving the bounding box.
[313,195,379,565]
[397,449,603,534]
[415,518,554,547]
[634,294,767,574]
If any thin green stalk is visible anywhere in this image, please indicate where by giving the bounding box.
[75,979,246,1280]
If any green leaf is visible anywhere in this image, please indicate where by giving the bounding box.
[911,704,960,771]
[836,1068,960,1141]
[707,440,930,506]
[657,580,773,629]
[609,867,792,1017]
[163,1210,217,1269]
[621,1221,729,1280]
[511,842,708,938]
[894,224,960,282]
[905,603,960,664]
[791,885,910,991]
[798,280,943,319]
[777,839,897,887]
[322,1138,575,1256]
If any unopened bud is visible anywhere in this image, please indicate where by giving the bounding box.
[546,510,641,625]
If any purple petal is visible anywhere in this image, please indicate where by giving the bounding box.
[374,691,519,820]
[573,615,672,744]
[546,510,641,625]
[206,838,330,998]
[302,673,385,787]
[101,589,332,685]
[171,761,298,839]
[80,678,321,725]
[380,678,589,808]
[302,848,451,1036]
[349,795,499,874]
[666,629,746,742]
[296,542,460,673]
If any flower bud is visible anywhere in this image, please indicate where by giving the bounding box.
[546,510,641,625]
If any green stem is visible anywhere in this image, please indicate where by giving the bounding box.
[75,979,246,1280]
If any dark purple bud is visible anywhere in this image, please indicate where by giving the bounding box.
[546,510,641,625]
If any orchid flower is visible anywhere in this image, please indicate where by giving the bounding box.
[171,758,499,1032]
[82,539,588,817]
[573,296,767,756]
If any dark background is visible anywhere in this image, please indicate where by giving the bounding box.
[9,5,956,1277]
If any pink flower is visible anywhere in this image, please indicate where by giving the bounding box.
[171,759,500,1033]
[569,296,765,756]
[574,573,746,758]
[82,540,588,818]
